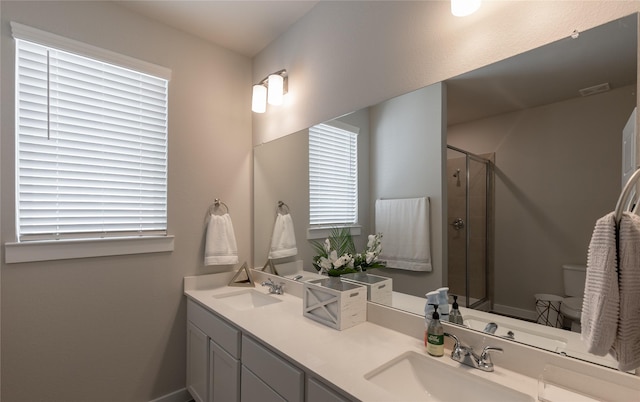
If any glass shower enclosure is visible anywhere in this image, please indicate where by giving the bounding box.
[446,145,493,310]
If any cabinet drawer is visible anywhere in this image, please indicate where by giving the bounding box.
[188,300,240,358]
[240,366,286,402]
[307,377,353,402]
[242,335,303,402]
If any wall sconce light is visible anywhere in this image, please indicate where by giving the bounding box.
[451,0,481,17]
[251,69,288,113]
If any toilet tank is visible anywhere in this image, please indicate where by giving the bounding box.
[563,264,587,297]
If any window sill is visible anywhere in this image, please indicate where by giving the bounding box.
[306,226,361,240]
[4,235,175,264]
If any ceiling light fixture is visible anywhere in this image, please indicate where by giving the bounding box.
[251,69,288,113]
[451,0,482,17]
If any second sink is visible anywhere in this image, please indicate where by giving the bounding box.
[365,351,534,402]
[212,289,282,311]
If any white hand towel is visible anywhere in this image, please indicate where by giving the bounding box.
[268,213,298,259]
[611,212,640,371]
[204,213,239,265]
[581,212,619,356]
[375,197,431,272]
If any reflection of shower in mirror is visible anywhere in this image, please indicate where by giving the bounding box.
[453,169,461,186]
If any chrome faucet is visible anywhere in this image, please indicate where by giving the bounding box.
[444,333,503,372]
[483,322,498,334]
[261,278,284,295]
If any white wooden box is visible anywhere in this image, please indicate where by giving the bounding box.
[341,272,393,305]
[303,278,367,330]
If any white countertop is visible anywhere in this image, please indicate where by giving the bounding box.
[184,273,540,401]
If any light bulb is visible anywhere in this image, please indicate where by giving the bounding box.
[267,73,284,106]
[451,0,481,17]
[252,84,267,113]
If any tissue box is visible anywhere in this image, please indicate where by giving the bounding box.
[341,272,393,305]
[303,278,367,330]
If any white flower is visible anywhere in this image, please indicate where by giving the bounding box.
[318,257,332,271]
[367,234,376,248]
[323,238,331,254]
[366,251,376,264]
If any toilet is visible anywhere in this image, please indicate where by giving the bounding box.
[561,264,587,332]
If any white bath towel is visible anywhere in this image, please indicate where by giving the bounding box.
[268,213,298,259]
[581,212,619,356]
[611,212,640,371]
[204,213,239,265]
[375,197,431,272]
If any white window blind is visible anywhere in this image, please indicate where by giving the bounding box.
[14,36,169,241]
[309,122,359,226]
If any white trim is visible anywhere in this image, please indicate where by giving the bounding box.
[306,225,361,240]
[148,388,192,402]
[10,21,171,80]
[5,235,174,264]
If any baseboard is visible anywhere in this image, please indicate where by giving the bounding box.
[492,303,537,322]
[149,388,192,402]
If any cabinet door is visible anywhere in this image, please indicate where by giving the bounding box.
[209,340,240,402]
[307,377,354,402]
[240,366,286,402]
[241,335,303,402]
[187,322,209,402]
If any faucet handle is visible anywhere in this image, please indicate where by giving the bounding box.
[444,332,460,349]
[480,346,503,365]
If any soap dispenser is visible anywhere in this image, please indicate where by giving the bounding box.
[436,287,450,321]
[449,295,464,325]
[424,291,439,326]
[426,304,444,357]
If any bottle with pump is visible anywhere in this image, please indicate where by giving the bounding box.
[424,291,439,326]
[425,304,444,357]
[436,287,450,321]
[449,295,464,325]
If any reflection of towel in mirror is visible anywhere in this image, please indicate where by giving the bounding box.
[268,213,297,259]
[611,212,640,371]
[204,213,239,265]
[581,212,618,356]
[375,197,431,272]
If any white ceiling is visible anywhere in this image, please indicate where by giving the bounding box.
[115,0,319,57]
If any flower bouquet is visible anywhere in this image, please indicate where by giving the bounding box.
[311,228,385,277]
[311,227,357,277]
[353,233,386,271]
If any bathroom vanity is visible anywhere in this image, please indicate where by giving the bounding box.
[185,271,640,401]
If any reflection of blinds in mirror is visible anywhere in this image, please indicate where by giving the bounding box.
[308,122,359,226]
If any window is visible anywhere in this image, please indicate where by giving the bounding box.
[308,122,359,227]
[13,23,169,243]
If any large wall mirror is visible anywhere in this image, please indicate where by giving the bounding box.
[253,14,638,371]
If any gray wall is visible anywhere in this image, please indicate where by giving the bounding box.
[448,84,636,318]
[252,1,640,145]
[1,1,251,401]
[370,83,446,296]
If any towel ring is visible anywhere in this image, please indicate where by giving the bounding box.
[209,199,230,216]
[277,201,290,215]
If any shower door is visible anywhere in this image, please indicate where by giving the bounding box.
[446,145,493,309]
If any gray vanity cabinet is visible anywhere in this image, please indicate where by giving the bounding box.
[187,321,208,402]
[187,298,356,402]
[187,300,241,402]
[307,377,352,402]
[241,334,304,402]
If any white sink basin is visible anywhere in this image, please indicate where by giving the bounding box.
[365,351,534,402]
[212,289,281,310]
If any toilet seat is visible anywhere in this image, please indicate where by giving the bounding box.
[561,296,583,319]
